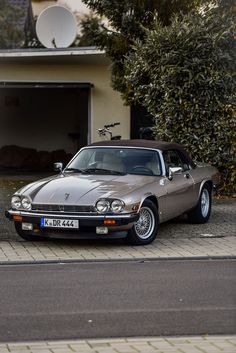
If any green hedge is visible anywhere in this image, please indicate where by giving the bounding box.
[125,5,235,195]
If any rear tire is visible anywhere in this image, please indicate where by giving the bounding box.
[126,200,159,245]
[187,184,212,224]
[14,222,45,241]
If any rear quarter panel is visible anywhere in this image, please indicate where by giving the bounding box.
[190,163,219,201]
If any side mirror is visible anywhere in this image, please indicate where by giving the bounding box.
[54,162,63,173]
[168,167,182,180]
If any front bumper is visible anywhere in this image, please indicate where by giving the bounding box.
[5,209,139,239]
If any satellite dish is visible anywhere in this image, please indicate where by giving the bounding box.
[36,5,77,48]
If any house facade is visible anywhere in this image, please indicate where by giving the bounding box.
[0,1,152,170]
[31,0,89,16]
[0,48,130,158]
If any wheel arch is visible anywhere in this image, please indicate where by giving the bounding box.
[188,179,212,224]
[198,180,213,199]
[141,195,159,211]
[126,194,159,245]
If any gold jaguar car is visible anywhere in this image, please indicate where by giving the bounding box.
[6,140,220,245]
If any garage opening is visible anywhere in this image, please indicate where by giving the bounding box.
[0,81,92,172]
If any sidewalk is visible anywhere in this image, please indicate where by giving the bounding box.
[0,236,236,263]
[2,335,236,353]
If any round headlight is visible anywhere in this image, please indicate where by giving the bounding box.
[21,197,31,210]
[111,199,124,213]
[11,196,21,209]
[96,199,110,213]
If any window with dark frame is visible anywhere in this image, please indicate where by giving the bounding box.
[163,149,190,174]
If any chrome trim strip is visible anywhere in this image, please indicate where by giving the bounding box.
[8,210,137,219]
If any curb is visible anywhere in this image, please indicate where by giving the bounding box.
[1,255,236,266]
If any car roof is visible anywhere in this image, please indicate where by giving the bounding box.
[90,139,181,150]
[89,139,196,168]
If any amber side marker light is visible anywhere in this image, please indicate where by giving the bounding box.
[132,203,140,211]
[13,215,22,222]
[104,219,116,225]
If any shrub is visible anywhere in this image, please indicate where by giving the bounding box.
[125,4,236,195]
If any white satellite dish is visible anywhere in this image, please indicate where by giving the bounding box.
[36,5,77,49]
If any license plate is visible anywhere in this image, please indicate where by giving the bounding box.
[40,218,79,229]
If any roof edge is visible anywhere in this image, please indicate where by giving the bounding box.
[0,47,105,58]
[0,80,94,88]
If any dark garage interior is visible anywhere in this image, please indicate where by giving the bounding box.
[0,82,91,172]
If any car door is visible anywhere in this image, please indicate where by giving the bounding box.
[162,149,195,220]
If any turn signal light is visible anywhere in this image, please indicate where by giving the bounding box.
[13,215,22,222]
[104,219,116,225]
[132,203,140,211]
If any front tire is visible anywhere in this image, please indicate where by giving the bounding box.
[126,200,159,245]
[14,222,45,241]
[187,184,212,224]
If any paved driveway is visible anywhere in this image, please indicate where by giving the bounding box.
[1,175,235,242]
[0,175,235,263]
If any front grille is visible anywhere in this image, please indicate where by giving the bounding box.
[32,204,95,213]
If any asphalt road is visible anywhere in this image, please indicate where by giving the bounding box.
[0,259,235,342]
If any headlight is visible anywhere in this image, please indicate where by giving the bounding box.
[21,197,31,210]
[96,200,110,213]
[11,196,21,209]
[111,199,124,213]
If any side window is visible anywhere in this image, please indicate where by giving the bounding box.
[177,150,191,172]
[163,150,190,174]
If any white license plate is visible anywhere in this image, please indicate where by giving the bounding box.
[40,218,79,229]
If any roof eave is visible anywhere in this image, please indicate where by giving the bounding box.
[0,47,109,64]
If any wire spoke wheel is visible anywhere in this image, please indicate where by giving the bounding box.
[187,184,212,224]
[127,199,159,245]
[201,188,210,218]
[134,206,155,240]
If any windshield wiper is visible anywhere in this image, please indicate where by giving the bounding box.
[64,167,126,175]
[109,170,126,175]
[82,168,126,175]
[64,167,83,173]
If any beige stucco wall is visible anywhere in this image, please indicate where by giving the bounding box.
[32,0,90,16]
[0,61,130,152]
[32,1,58,17]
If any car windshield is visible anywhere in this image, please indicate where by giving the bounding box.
[64,147,161,176]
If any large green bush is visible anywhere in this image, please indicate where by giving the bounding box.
[125,4,235,195]
[81,0,206,96]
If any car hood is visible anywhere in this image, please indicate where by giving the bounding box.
[18,173,157,205]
